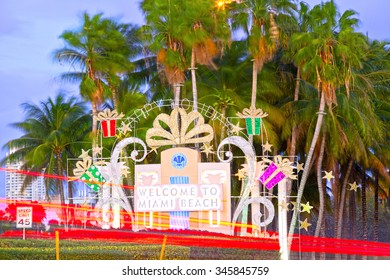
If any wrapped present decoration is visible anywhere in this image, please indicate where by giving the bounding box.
[259,156,296,190]
[97,109,124,138]
[73,158,105,192]
[237,106,268,136]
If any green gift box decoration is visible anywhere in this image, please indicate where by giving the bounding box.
[237,106,268,136]
[80,165,105,192]
[245,117,261,135]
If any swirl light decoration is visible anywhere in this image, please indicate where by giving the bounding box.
[217,136,275,235]
[95,137,148,229]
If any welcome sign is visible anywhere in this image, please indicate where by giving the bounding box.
[134,184,223,212]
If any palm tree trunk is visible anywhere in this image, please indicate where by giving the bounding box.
[349,190,357,260]
[336,159,353,239]
[56,153,67,225]
[374,171,379,243]
[173,83,181,108]
[312,132,326,260]
[190,48,198,112]
[335,159,353,260]
[362,171,368,260]
[286,67,301,199]
[92,101,99,161]
[288,90,326,238]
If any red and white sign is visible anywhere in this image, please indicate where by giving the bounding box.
[16,207,33,228]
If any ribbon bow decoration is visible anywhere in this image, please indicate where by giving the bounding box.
[97,109,124,121]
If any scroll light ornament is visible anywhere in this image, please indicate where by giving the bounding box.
[217,136,275,233]
[97,109,125,138]
[145,108,214,147]
[237,105,268,136]
[95,137,149,229]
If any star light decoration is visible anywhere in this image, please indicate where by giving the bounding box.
[118,122,132,135]
[92,145,103,156]
[323,170,335,181]
[301,201,313,214]
[349,181,359,192]
[262,141,272,153]
[230,121,245,135]
[296,162,304,172]
[279,200,290,211]
[235,168,247,181]
[79,149,91,160]
[299,218,311,231]
[201,143,214,157]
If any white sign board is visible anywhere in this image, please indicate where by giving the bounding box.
[16,207,33,228]
[134,184,223,212]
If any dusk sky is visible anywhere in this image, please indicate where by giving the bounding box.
[0,0,389,198]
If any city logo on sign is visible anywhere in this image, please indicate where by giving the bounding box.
[172,153,187,169]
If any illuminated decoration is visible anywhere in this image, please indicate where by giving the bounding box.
[323,170,335,181]
[301,201,313,214]
[200,143,214,157]
[299,218,312,231]
[262,141,272,153]
[230,121,245,135]
[146,108,213,147]
[216,136,275,232]
[79,149,90,160]
[259,156,296,190]
[95,137,148,229]
[118,121,132,135]
[296,162,304,172]
[97,109,125,138]
[73,158,105,192]
[279,200,290,211]
[349,181,359,192]
[237,105,268,135]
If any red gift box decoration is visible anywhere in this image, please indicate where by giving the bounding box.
[101,119,117,138]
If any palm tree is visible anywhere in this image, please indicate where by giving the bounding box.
[1,93,91,221]
[231,0,296,115]
[141,0,188,106]
[288,0,368,237]
[53,12,132,138]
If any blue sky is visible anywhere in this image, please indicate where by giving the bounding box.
[0,0,389,199]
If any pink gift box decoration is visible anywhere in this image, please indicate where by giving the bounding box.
[259,162,286,190]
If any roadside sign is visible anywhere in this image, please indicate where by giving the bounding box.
[16,207,33,229]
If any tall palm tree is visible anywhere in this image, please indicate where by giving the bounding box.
[1,93,91,220]
[288,0,368,237]
[231,0,296,113]
[141,0,188,106]
[53,12,132,137]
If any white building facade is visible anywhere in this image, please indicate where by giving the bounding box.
[5,160,46,202]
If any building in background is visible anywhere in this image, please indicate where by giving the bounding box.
[5,160,46,202]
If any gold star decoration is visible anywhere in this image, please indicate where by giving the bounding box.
[279,200,290,211]
[301,201,313,214]
[201,143,214,157]
[149,146,159,154]
[121,167,130,177]
[262,141,272,153]
[323,170,335,181]
[299,218,312,231]
[349,181,359,192]
[92,145,103,156]
[235,168,247,180]
[296,162,304,172]
[119,122,132,135]
[230,121,245,135]
[79,149,90,160]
